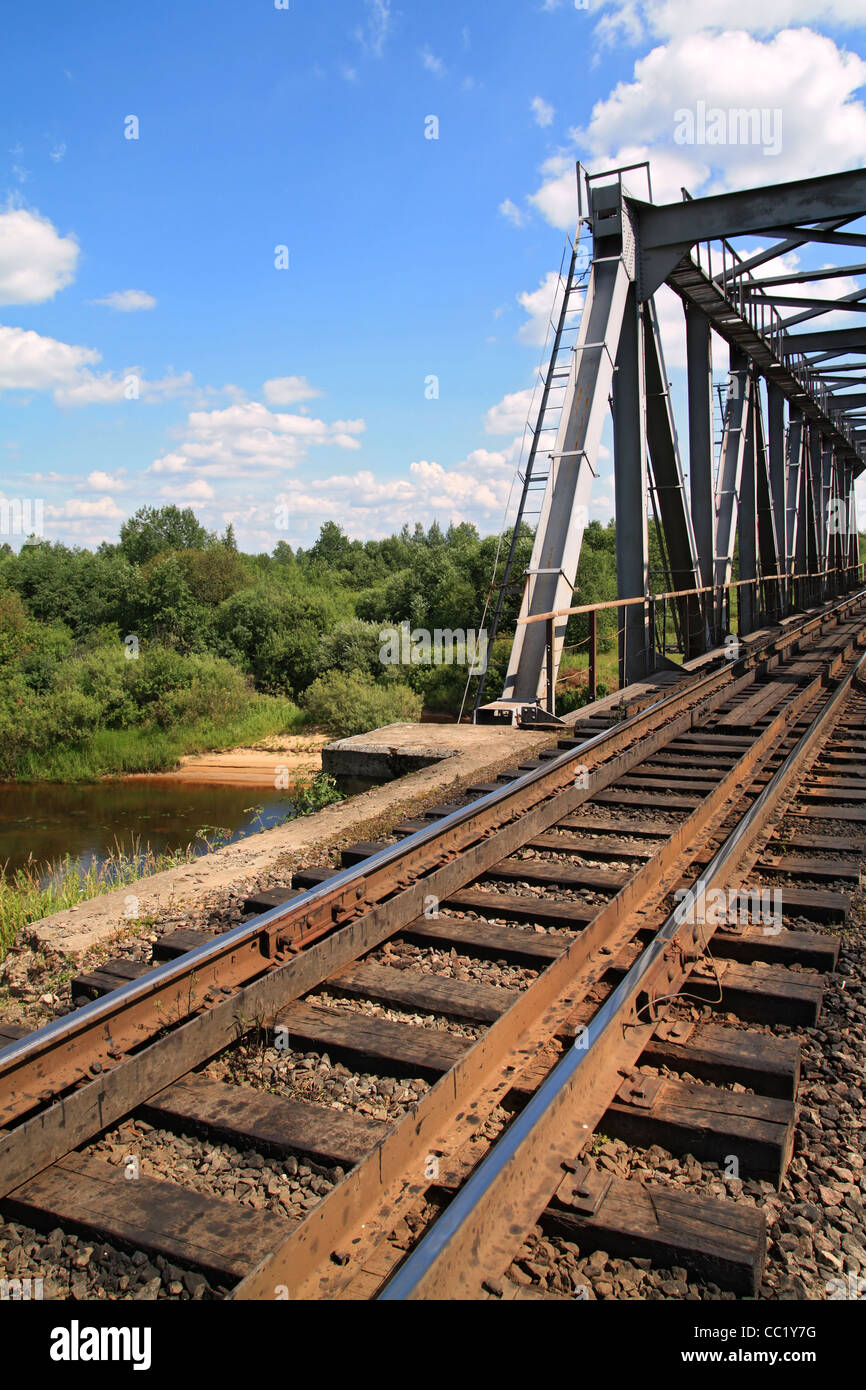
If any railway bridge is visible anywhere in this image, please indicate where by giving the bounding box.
[1,165,866,1310]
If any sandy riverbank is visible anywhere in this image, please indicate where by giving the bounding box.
[129,733,331,787]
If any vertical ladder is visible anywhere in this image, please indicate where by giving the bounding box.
[471,232,591,717]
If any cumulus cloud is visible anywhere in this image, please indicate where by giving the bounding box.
[163,478,215,502]
[0,207,79,304]
[45,496,124,521]
[529,28,866,222]
[516,270,580,347]
[149,401,367,480]
[87,470,128,491]
[594,0,866,42]
[485,388,540,436]
[262,375,324,406]
[0,324,195,406]
[263,448,518,543]
[90,289,156,312]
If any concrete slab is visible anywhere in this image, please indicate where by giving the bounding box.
[322,721,537,778]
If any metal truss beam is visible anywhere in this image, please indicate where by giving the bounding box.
[632,169,866,299]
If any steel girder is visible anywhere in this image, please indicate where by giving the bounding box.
[480,164,865,725]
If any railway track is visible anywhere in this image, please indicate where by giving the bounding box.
[1,592,865,1302]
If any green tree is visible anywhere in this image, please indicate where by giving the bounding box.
[119,506,215,565]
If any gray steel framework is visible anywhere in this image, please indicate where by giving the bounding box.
[478,165,866,724]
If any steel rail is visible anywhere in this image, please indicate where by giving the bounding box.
[0,589,861,1146]
[232,624,863,1300]
[2,588,858,1088]
[379,648,866,1300]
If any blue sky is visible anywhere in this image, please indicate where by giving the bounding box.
[2,0,866,552]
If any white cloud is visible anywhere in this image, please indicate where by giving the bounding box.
[264,449,518,543]
[46,496,124,521]
[0,207,79,304]
[87,470,128,491]
[55,369,194,407]
[262,375,324,406]
[356,0,392,58]
[421,47,445,76]
[529,29,866,221]
[0,324,196,406]
[0,324,100,393]
[485,388,540,436]
[90,289,156,312]
[531,96,555,128]
[517,270,576,347]
[163,479,215,502]
[499,198,527,228]
[595,0,866,42]
[49,143,67,163]
[150,400,367,480]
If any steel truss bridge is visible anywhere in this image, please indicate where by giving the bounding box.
[476,164,866,725]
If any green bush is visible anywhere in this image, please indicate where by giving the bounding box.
[316,619,384,680]
[302,671,422,737]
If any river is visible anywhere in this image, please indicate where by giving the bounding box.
[0,780,302,880]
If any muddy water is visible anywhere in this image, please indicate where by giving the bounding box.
[0,780,299,878]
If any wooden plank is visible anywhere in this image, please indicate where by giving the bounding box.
[482,862,626,893]
[689,960,824,1026]
[705,925,839,972]
[145,1076,389,1167]
[71,959,154,1003]
[766,886,848,922]
[441,887,595,928]
[3,1153,290,1283]
[810,777,866,792]
[601,1076,795,1184]
[618,776,720,794]
[523,833,652,861]
[624,765,729,783]
[787,804,866,823]
[769,832,866,853]
[546,1176,766,1295]
[244,887,302,915]
[591,791,700,811]
[0,1024,28,1045]
[640,1023,800,1099]
[797,787,866,803]
[330,960,519,1024]
[293,868,341,890]
[403,914,567,962]
[754,854,861,883]
[277,1001,468,1075]
[341,842,393,866]
[672,884,849,923]
[558,813,673,839]
[153,928,218,961]
[716,680,797,729]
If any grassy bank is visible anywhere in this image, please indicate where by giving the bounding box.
[0,771,343,962]
[0,840,198,962]
[11,697,307,782]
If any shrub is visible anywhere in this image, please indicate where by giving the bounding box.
[316,619,384,680]
[302,671,422,737]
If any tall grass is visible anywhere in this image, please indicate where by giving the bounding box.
[0,772,344,962]
[13,698,307,782]
[0,838,199,962]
